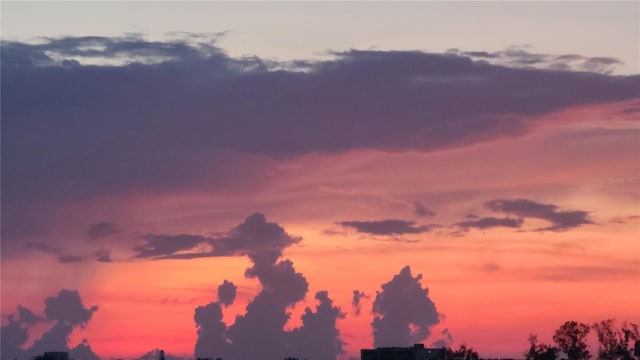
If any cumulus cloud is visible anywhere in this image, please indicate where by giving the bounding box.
[1,289,99,360]
[43,289,98,326]
[352,290,370,316]
[484,198,594,231]
[192,214,344,360]
[372,266,441,347]
[217,280,237,307]
[289,291,346,360]
[194,301,229,359]
[339,219,438,235]
[86,222,121,240]
[3,35,638,255]
[431,328,454,348]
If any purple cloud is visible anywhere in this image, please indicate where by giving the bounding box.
[339,219,438,235]
[484,199,594,231]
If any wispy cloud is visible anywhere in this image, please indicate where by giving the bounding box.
[484,199,594,231]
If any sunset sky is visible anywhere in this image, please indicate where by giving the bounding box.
[1,2,639,360]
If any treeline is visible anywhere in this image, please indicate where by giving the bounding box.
[525,320,639,360]
[449,319,640,360]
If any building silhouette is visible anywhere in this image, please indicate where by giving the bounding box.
[32,352,70,360]
[361,344,446,360]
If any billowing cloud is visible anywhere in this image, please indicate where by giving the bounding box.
[86,222,121,240]
[133,213,301,261]
[372,266,441,347]
[3,35,638,254]
[454,216,523,231]
[1,289,99,360]
[289,291,346,360]
[339,219,438,235]
[217,280,237,307]
[352,290,370,316]
[484,199,594,231]
[413,201,436,217]
[194,301,229,359]
[43,289,98,327]
[193,215,344,360]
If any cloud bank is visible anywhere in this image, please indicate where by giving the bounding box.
[2,35,638,252]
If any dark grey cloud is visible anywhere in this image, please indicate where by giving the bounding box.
[372,266,441,347]
[454,216,524,231]
[3,35,638,254]
[217,280,237,307]
[16,305,42,325]
[193,216,344,360]
[86,222,121,240]
[133,213,301,261]
[194,301,229,359]
[484,198,594,231]
[339,219,438,235]
[1,289,99,360]
[0,314,30,360]
[413,201,436,217]
[289,291,346,360]
[352,290,369,316]
[43,289,98,326]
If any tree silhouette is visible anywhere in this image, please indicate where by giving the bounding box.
[592,319,640,360]
[552,321,591,360]
[446,344,479,360]
[525,333,559,360]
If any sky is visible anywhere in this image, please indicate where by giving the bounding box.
[1,2,639,360]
